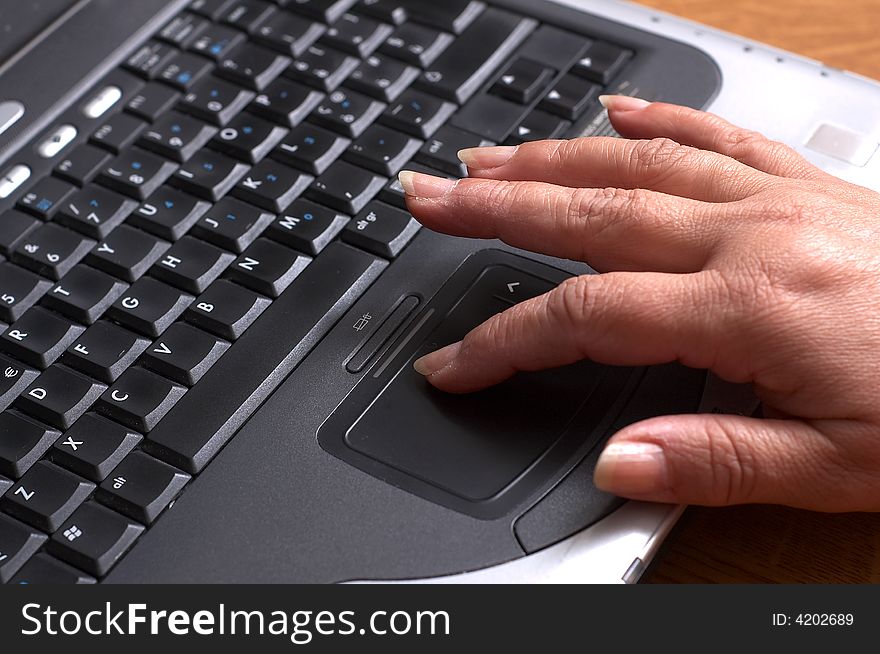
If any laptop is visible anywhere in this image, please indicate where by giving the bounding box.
[0,0,878,585]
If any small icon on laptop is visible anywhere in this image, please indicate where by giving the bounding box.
[63,525,83,541]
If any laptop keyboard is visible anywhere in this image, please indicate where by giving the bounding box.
[0,0,633,583]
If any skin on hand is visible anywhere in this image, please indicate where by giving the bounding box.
[399,95,880,512]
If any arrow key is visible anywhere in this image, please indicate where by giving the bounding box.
[490,58,554,104]
[141,322,229,385]
[538,74,601,121]
[504,110,570,146]
[473,264,557,305]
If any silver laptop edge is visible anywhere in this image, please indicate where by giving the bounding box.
[355,0,880,584]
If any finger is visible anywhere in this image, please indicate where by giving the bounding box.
[413,271,723,393]
[456,134,771,203]
[400,172,726,272]
[593,414,878,511]
[602,95,827,181]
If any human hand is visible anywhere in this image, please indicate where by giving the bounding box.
[398,96,880,512]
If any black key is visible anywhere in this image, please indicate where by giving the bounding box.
[506,110,571,145]
[58,186,138,240]
[226,238,311,297]
[380,89,455,138]
[286,44,359,92]
[0,308,84,369]
[307,160,385,214]
[289,0,358,24]
[145,242,384,473]
[1,461,94,532]
[310,87,385,138]
[0,210,39,258]
[344,123,421,175]
[179,76,255,126]
[190,197,275,252]
[231,158,312,211]
[126,83,182,124]
[157,51,213,91]
[90,113,147,154]
[96,148,179,201]
[185,279,271,339]
[252,10,325,57]
[171,150,251,201]
[0,514,46,583]
[141,322,229,385]
[0,475,10,494]
[517,25,591,70]
[270,122,349,174]
[538,74,601,120]
[130,186,212,241]
[345,52,418,102]
[15,365,106,430]
[17,177,77,220]
[40,265,127,325]
[379,21,453,67]
[248,77,324,127]
[48,501,144,577]
[572,41,632,85]
[189,22,247,60]
[12,223,95,281]
[0,410,58,479]
[222,0,277,32]
[342,199,419,258]
[378,161,451,209]
[10,553,96,584]
[106,277,193,337]
[416,124,493,176]
[266,198,348,255]
[190,0,237,20]
[124,40,178,80]
[358,0,407,25]
[217,42,290,91]
[0,262,52,324]
[150,236,235,294]
[401,0,484,34]
[138,112,218,162]
[323,11,393,57]
[53,145,113,186]
[97,452,190,525]
[61,321,150,383]
[450,92,527,142]
[491,58,554,105]
[51,413,142,482]
[209,112,288,163]
[0,356,39,412]
[86,225,170,283]
[415,8,535,103]
[96,367,187,433]
[158,12,209,48]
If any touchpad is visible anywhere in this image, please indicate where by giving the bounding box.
[347,345,602,503]
[319,251,639,519]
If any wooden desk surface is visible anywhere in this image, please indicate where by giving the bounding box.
[630,0,880,583]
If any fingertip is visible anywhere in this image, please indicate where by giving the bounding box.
[599,94,652,113]
[398,170,456,199]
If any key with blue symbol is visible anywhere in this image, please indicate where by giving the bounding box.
[96,148,179,201]
[170,150,251,201]
[138,111,217,162]
[265,198,349,255]
[178,76,255,126]
[157,51,213,91]
[231,159,313,212]
[270,122,350,174]
[208,113,288,163]
[190,196,274,253]
[16,177,77,220]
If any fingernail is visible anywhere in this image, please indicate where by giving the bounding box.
[457,145,518,169]
[598,95,651,113]
[413,341,461,376]
[398,170,456,198]
[593,441,668,495]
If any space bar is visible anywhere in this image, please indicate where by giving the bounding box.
[145,243,386,474]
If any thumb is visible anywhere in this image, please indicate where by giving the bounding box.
[593,414,864,511]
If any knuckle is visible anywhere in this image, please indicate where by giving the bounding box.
[545,274,604,333]
[700,419,758,504]
[723,127,769,151]
[630,137,689,170]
